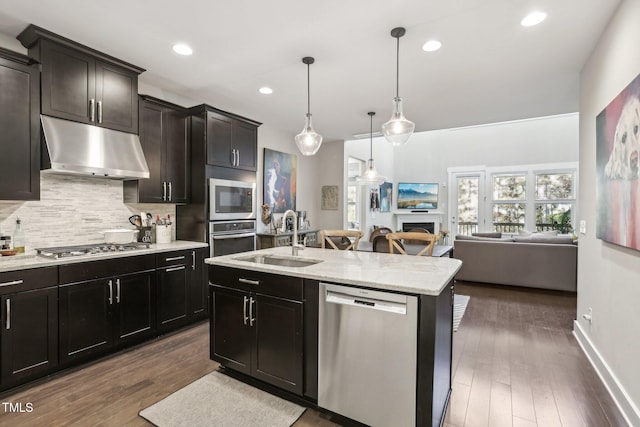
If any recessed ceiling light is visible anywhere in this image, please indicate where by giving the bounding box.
[259,87,273,95]
[521,11,547,27]
[172,44,193,55]
[422,40,442,52]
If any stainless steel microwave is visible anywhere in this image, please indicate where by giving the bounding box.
[209,178,256,220]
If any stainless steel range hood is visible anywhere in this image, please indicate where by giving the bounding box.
[40,115,150,180]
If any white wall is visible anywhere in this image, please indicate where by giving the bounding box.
[256,124,327,233]
[344,136,396,237]
[576,1,640,424]
[345,114,579,238]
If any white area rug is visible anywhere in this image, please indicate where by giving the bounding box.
[139,371,305,427]
[453,294,470,332]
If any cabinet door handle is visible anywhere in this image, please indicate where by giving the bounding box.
[108,280,113,305]
[0,280,23,288]
[239,278,260,286]
[235,149,240,166]
[165,256,185,262]
[231,149,236,166]
[249,297,256,326]
[162,182,167,201]
[168,181,172,201]
[5,298,10,330]
[192,251,196,270]
[243,296,249,325]
[89,98,95,122]
[97,100,103,123]
[116,278,121,303]
[166,266,186,272]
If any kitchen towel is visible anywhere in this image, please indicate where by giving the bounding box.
[139,371,305,427]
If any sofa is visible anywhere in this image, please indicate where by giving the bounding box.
[453,234,577,292]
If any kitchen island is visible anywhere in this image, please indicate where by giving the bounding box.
[206,246,462,427]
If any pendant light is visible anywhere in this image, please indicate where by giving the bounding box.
[381,27,415,146]
[357,112,387,186]
[295,56,323,156]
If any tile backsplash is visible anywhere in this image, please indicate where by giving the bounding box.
[0,174,176,250]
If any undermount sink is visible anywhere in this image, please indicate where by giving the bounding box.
[236,254,323,268]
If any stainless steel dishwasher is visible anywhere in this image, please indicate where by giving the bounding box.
[318,282,418,427]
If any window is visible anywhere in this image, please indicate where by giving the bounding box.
[347,157,364,229]
[534,172,575,233]
[448,163,577,236]
[492,174,526,232]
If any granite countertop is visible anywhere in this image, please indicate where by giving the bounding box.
[0,241,209,273]
[206,246,462,296]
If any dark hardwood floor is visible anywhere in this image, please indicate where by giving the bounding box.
[0,282,627,426]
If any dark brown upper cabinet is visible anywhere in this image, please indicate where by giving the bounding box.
[17,25,144,134]
[190,105,260,172]
[124,96,190,204]
[0,48,40,201]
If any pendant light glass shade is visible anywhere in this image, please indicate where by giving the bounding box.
[295,57,323,156]
[381,97,415,146]
[295,113,323,156]
[357,112,387,186]
[382,27,414,146]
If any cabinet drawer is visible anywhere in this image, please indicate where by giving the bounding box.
[210,265,302,301]
[0,267,58,295]
[59,255,155,284]
[156,250,191,268]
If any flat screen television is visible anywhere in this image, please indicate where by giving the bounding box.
[397,183,438,210]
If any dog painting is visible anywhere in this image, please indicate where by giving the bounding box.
[596,72,640,250]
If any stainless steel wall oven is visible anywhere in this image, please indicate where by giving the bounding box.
[209,220,256,257]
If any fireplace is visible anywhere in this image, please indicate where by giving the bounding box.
[396,212,442,235]
[402,222,435,234]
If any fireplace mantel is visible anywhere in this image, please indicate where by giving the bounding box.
[394,211,444,235]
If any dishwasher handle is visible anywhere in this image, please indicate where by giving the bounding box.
[325,290,407,315]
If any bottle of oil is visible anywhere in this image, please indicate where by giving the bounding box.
[13,218,25,253]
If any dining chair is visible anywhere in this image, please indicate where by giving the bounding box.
[404,227,431,244]
[372,234,397,253]
[369,227,393,242]
[385,232,438,256]
[319,230,363,250]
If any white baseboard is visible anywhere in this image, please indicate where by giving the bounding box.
[573,321,639,427]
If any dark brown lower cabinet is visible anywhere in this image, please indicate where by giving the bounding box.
[59,270,155,364]
[210,285,303,395]
[157,257,189,332]
[1,286,58,387]
[189,248,208,320]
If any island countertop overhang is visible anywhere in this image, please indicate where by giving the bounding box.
[206,246,462,296]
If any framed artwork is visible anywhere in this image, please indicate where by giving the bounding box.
[379,182,392,212]
[263,148,297,213]
[596,71,640,251]
[369,187,380,211]
[321,185,339,210]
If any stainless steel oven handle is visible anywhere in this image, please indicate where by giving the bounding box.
[212,232,256,240]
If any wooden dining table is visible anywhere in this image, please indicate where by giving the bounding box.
[356,241,454,257]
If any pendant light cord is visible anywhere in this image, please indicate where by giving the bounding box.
[395,36,400,98]
[307,63,311,115]
[369,111,375,161]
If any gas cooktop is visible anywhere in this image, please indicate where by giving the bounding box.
[36,243,150,259]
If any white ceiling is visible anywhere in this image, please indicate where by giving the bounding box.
[0,0,621,142]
